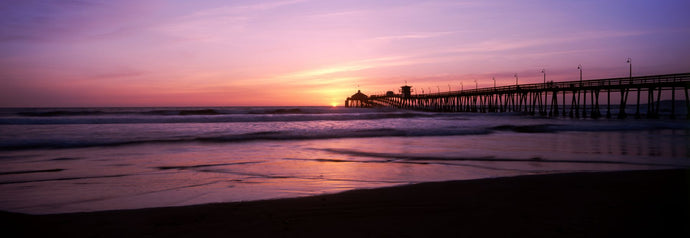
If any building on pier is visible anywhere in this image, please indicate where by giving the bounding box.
[344,90,371,108]
[400,85,412,98]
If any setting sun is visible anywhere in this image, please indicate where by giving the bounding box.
[331,102,338,107]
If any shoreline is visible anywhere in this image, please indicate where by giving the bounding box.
[4,169,690,237]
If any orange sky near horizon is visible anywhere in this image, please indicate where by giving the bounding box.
[1,0,689,107]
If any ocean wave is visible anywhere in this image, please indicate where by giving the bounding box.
[1,119,687,150]
[8,107,383,117]
[12,108,243,117]
[0,168,64,176]
[17,110,108,117]
[0,174,129,185]
[155,161,265,170]
[0,127,490,150]
[0,111,432,125]
[491,121,690,133]
[317,148,682,167]
[491,124,558,133]
[252,108,305,114]
[141,109,224,116]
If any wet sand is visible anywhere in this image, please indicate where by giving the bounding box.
[4,169,689,237]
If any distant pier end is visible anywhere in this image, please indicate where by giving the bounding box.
[345,85,413,108]
[344,90,372,108]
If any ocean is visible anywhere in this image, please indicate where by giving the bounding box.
[0,106,688,214]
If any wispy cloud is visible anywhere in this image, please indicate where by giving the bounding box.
[442,30,653,55]
[158,0,309,42]
[372,31,457,41]
[90,69,148,80]
[280,56,418,79]
[182,0,308,19]
[0,0,156,43]
[271,28,658,87]
[158,16,249,42]
[231,0,309,11]
[306,9,366,18]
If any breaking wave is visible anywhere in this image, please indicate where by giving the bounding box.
[0,127,491,150]
[1,107,434,125]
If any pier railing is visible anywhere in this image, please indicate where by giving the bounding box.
[397,73,690,96]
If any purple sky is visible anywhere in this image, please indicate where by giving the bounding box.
[1,0,689,107]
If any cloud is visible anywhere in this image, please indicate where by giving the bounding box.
[90,69,148,80]
[372,31,457,41]
[266,28,660,89]
[157,0,309,42]
[0,0,156,43]
[306,9,365,18]
[175,0,309,20]
[231,0,309,11]
[158,16,249,42]
[178,0,304,21]
[434,29,653,56]
[280,56,418,79]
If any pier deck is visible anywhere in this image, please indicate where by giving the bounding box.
[347,73,690,119]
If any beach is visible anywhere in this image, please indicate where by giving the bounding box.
[4,169,689,237]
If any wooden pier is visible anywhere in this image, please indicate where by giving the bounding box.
[346,73,690,119]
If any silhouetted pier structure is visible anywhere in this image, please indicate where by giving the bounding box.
[344,90,371,108]
[347,73,690,119]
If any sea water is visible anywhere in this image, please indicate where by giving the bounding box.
[0,106,688,214]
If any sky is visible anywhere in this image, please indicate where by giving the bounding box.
[1,0,689,107]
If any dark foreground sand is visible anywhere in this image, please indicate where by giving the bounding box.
[3,169,689,237]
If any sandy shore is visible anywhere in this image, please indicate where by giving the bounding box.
[4,169,689,237]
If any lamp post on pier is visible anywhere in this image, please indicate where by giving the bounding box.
[492,77,496,88]
[619,57,632,119]
[626,58,632,81]
[514,74,518,86]
[628,58,641,118]
[541,69,547,114]
[578,64,582,109]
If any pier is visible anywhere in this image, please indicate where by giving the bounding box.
[345,73,690,119]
